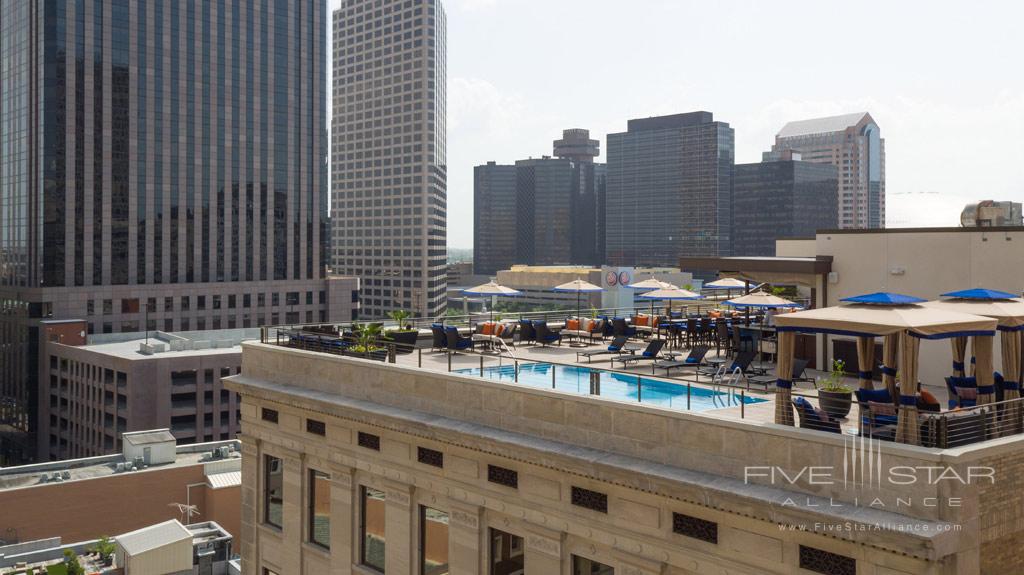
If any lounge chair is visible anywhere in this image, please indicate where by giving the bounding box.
[651,346,710,376]
[444,326,474,353]
[518,319,537,345]
[430,324,447,352]
[576,336,629,363]
[793,397,841,433]
[533,321,562,346]
[697,350,755,379]
[610,339,666,367]
[611,318,636,339]
[750,358,810,391]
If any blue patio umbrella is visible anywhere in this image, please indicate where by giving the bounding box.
[940,288,1020,300]
[840,292,926,305]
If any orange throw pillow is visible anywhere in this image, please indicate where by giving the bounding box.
[919,389,938,405]
[584,320,594,332]
[494,324,505,337]
[567,319,579,331]
[482,323,495,335]
[709,310,721,318]
[635,316,648,327]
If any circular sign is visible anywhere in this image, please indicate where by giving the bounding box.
[606,271,618,286]
[618,271,631,286]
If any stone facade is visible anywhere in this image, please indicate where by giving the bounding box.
[225,342,1024,574]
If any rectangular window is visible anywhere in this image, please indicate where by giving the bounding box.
[309,470,331,549]
[361,487,386,572]
[572,556,614,575]
[489,529,524,575]
[306,419,326,436]
[261,408,279,423]
[264,455,283,529]
[420,506,449,575]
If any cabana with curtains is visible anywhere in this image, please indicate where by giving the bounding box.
[772,294,997,444]
[924,289,1024,432]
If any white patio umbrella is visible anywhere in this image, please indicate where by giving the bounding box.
[638,287,702,322]
[552,279,604,325]
[723,291,800,309]
[705,277,756,298]
[626,278,679,290]
[462,281,521,323]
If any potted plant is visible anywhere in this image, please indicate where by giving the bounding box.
[383,310,418,354]
[817,358,853,419]
[92,535,116,566]
[345,323,387,361]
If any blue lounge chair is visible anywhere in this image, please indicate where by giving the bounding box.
[533,321,562,346]
[611,339,666,367]
[430,324,447,352]
[576,336,629,363]
[444,326,473,352]
[793,397,841,433]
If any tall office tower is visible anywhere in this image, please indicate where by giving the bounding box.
[605,112,735,266]
[0,0,353,464]
[473,130,604,274]
[765,112,885,229]
[732,158,838,256]
[473,163,518,276]
[331,0,448,320]
[553,129,606,265]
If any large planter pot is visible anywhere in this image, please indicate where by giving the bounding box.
[343,348,388,362]
[818,390,853,419]
[385,330,419,354]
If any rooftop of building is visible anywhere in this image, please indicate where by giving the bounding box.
[117,519,192,556]
[0,436,241,491]
[624,111,716,132]
[776,111,871,138]
[55,327,262,360]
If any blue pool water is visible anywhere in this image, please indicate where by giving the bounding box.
[455,362,766,412]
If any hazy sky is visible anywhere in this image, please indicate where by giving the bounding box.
[330,0,1024,249]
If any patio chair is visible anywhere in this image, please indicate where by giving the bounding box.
[430,324,447,351]
[731,324,754,354]
[854,387,897,437]
[652,345,710,376]
[444,326,474,353]
[518,319,537,345]
[611,339,666,367]
[792,397,841,433]
[945,376,978,409]
[612,317,636,339]
[577,336,629,363]
[715,321,732,355]
[533,321,562,346]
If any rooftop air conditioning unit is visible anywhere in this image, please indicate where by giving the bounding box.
[116,462,125,472]
[219,446,229,458]
[61,471,70,480]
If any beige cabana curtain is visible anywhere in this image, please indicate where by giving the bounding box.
[895,332,921,445]
[882,334,899,405]
[951,336,968,378]
[973,335,995,405]
[774,330,795,426]
[1000,330,1022,434]
[856,336,875,390]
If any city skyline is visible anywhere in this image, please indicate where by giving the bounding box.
[325,0,1024,248]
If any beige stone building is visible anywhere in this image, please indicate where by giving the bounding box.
[226,340,1024,574]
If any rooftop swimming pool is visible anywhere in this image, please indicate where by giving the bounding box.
[456,362,767,412]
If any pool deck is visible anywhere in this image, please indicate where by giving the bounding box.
[391,337,956,432]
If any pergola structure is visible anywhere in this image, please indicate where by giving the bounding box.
[773,295,997,445]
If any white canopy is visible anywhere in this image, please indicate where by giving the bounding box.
[638,287,701,300]
[626,278,678,290]
[922,298,1024,329]
[552,279,603,293]
[724,291,799,308]
[705,277,752,289]
[774,303,998,338]
[462,281,521,296]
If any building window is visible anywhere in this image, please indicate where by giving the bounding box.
[489,529,524,575]
[487,465,518,489]
[261,408,279,424]
[264,455,283,529]
[309,470,331,549]
[417,447,443,468]
[572,556,613,575]
[306,419,326,436]
[361,487,386,572]
[570,486,608,513]
[420,506,449,575]
[358,431,381,451]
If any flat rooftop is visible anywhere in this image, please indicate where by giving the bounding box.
[57,327,261,360]
[0,439,241,491]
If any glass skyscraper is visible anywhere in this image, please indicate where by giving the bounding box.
[605,112,735,266]
[0,0,352,464]
[732,158,838,256]
[765,112,885,229]
[331,0,448,320]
